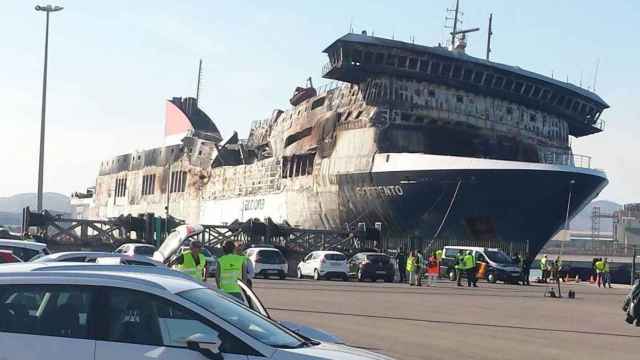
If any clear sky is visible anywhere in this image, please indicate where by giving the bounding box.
[1,0,638,203]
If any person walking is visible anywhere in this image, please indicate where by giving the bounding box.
[406,251,417,286]
[603,258,612,288]
[396,249,407,283]
[426,252,439,286]
[216,240,247,300]
[464,250,477,287]
[416,250,424,287]
[595,257,605,288]
[456,250,465,286]
[170,240,207,281]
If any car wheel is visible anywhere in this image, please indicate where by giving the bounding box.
[384,276,393,283]
[357,269,364,282]
[342,274,349,282]
[487,272,497,283]
[314,269,321,281]
[448,269,457,281]
[279,273,286,280]
[297,268,303,279]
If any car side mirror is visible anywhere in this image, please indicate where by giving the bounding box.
[186,333,223,360]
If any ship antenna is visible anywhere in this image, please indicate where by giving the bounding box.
[196,59,203,104]
[486,13,493,60]
[592,58,600,91]
[446,0,462,48]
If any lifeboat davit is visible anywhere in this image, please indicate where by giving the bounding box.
[289,77,317,106]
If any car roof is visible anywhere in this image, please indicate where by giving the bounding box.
[35,251,115,260]
[444,246,487,251]
[253,247,282,252]
[311,251,345,255]
[127,243,156,248]
[0,239,48,250]
[356,252,387,256]
[0,262,202,294]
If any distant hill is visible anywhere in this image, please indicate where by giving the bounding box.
[0,193,71,225]
[570,200,622,232]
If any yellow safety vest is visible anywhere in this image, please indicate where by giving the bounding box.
[177,250,206,281]
[406,256,416,272]
[595,260,605,272]
[463,254,475,270]
[435,250,443,262]
[218,254,244,293]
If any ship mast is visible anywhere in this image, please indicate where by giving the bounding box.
[195,59,203,104]
[486,13,493,60]
[449,0,460,48]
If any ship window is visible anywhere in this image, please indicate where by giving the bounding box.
[419,59,429,72]
[506,107,513,115]
[440,63,452,77]
[170,170,187,193]
[541,89,551,101]
[414,115,425,123]
[503,78,514,91]
[355,110,364,119]
[579,103,588,114]
[430,62,441,75]
[351,49,362,65]
[428,89,436,98]
[141,174,156,196]
[483,73,494,86]
[531,86,541,98]
[281,157,289,178]
[363,51,373,64]
[374,52,385,64]
[397,56,408,68]
[456,95,464,104]
[571,100,579,112]
[462,69,473,81]
[284,127,312,147]
[310,97,325,110]
[115,178,127,198]
[564,98,573,110]
[473,71,484,84]
[452,65,462,79]
[522,84,533,96]
[400,112,411,122]
[343,111,351,122]
[529,114,537,122]
[493,76,504,88]
[385,54,396,66]
[408,57,418,70]
[513,81,524,93]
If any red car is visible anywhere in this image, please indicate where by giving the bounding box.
[0,250,22,264]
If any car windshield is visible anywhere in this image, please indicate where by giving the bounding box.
[258,250,284,262]
[485,250,514,265]
[133,245,155,256]
[178,288,305,348]
[324,253,346,261]
[366,254,389,263]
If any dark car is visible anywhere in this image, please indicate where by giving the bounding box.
[348,252,395,282]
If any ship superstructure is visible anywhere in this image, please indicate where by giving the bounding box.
[73,31,609,257]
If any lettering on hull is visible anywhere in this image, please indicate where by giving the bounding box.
[243,198,266,211]
[355,185,404,198]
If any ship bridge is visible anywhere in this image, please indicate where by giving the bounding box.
[322,33,609,137]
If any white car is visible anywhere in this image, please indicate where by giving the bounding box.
[32,251,164,267]
[0,238,49,261]
[114,243,157,257]
[0,263,393,360]
[246,246,288,279]
[297,251,349,281]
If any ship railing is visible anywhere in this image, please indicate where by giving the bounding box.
[542,152,592,169]
[321,62,335,77]
[315,80,344,95]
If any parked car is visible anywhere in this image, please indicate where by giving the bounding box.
[348,252,395,282]
[246,246,288,279]
[0,250,22,264]
[441,246,521,283]
[0,239,49,261]
[175,245,217,277]
[0,263,393,359]
[297,251,349,281]
[33,251,164,267]
[114,243,157,257]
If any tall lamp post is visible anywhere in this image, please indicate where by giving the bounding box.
[35,4,63,212]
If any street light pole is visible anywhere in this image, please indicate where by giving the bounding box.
[35,4,63,212]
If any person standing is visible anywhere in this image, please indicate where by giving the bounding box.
[540,255,549,283]
[236,245,254,288]
[521,255,531,286]
[464,250,477,287]
[396,249,407,283]
[456,250,465,287]
[216,240,247,300]
[595,257,605,288]
[435,249,443,279]
[416,250,424,287]
[426,252,439,286]
[603,258,612,288]
[406,251,417,286]
[170,240,207,281]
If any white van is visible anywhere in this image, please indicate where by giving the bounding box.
[0,239,49,261]
[442,246,521,283]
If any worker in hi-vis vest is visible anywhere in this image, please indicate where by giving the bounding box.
[171,240,207,281]
[216,240,247,301]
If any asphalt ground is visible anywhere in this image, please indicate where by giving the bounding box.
[250,278,639,360]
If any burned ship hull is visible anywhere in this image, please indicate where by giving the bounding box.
[73,33,610,257]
